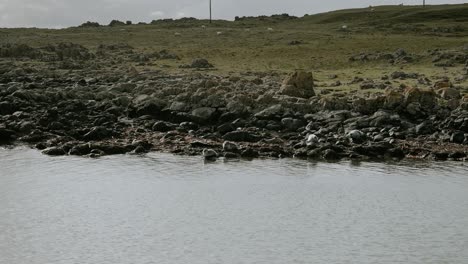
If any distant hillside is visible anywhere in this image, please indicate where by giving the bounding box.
[302,4,468,25]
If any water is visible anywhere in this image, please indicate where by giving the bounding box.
[1,147,468,264]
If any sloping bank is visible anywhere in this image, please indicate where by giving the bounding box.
[0,68,467,162]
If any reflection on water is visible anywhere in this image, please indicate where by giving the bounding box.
[1,147,468,264]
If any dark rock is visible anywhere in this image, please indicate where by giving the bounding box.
[322,149,340,161]
[347,130,366,144]
[202,148,218,160]
[191,107,217,123]
[281,118,304,131]
[42,147,66,156]
[69,144,91,156]
[223,130,261,142]
[224,152,240,159]
[35,143,47,150]
[223,141,239,152]
[0,128,15,142]
[190,141,213,148]
[217,123,235,134]
[152,121,173,132]
[0,101,14,115]
[83,126,113,140]
[450,131,465,144]
[432,152,449,161]
[132,146,148,154]
[415,121,435,135]
[241,148,259,158]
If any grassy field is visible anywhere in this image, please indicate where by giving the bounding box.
[1,4,467,95]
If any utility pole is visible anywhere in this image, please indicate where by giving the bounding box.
[423,0,426,7]
[209,0,212,23]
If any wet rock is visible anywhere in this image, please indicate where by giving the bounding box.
[386,148,406,159]
[279,71,315,98]
[322,149,340,161]
[241,148,259,158]
[42,147,66,156]
[347,130,366,144]
[152,121,174,132]
[0,101,15,115]
[69,143,91,156]
[432,152,449,161]
[83,126,113,140]
[415,121,435,135]
[0,128,15,142]
[202,148,218,160]
[223,130,261,142]
[450,131,465,144]
[132,146,148,154]
[224,152,240,159]
[217,123,235,134]
[89,143,129,155]
[223,141,239,152]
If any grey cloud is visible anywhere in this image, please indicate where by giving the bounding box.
[0,0,466,28]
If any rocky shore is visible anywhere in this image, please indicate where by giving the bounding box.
[1,43,467,162]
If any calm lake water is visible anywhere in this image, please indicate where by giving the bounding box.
[1,147,468,264]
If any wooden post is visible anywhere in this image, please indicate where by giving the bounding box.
[209,0,212,23]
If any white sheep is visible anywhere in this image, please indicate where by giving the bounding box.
[217,31,223,36]
[174,32,181,36]
[245,28,251,32]
[267,27,274,31]
[201,25,206,29]
[342,25,348,30]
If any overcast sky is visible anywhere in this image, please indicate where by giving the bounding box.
[0,0,466,28]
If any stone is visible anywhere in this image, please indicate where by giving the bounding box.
[42,147,66,156]
[0,128,15,142]
[191,107,216,122]
[279,71,315,98]
[281,118,304,131]
[223,131,261,142]
[404,87,437,111]
[438,88,461,100]
[202,148,218,160]
[255,104,285,120]
[415,121,434,135]
[450,131,465,144]
[241,148,259,158]
[83,126,112,140]
[322,149,340,161]
[223,141,239,152]
[69,144,91,156]
[190,58,214,68]
[347,130,366,144]
[152,121,173,132]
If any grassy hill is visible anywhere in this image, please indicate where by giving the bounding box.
[0,4,467,96]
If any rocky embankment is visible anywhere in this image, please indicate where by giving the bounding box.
[1,44,467,162]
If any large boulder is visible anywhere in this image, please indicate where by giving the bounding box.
[279,71,315,98]
[403,87,437,111]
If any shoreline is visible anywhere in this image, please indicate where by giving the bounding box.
[1,70,467,163]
